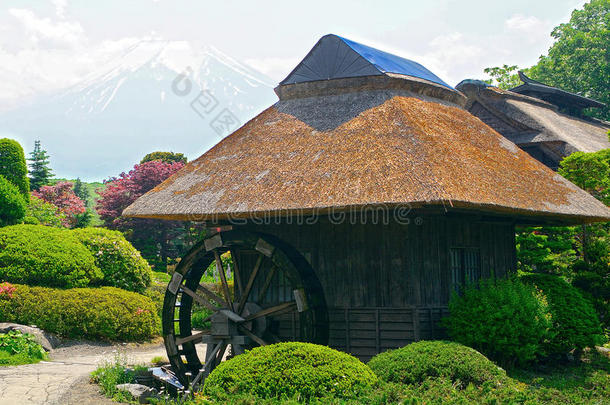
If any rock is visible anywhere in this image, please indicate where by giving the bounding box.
[0,323,60,352]
[596,346,610,359]
[115,383,158,404]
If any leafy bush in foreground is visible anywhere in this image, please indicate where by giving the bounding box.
[443,278,552,367]
[0,176,26,227]
[24,195,66,228]
[203,342,377,400]
[367,340,506,388]
[72,227,152,292]
[0,224,102,288]
[521,273,605,354]
[0,330,47,366]
[0,284,158,341]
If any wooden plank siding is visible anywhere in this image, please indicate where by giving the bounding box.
[243,213,515,360]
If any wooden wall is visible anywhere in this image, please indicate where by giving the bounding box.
[243,212,516,360]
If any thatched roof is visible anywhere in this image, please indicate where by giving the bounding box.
[124,83,610,224]
[124,36,610,225]
[457,80,610,158]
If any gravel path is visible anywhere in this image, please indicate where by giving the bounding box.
[0,339,171,405]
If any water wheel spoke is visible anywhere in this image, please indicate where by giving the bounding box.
[229,248,243,296]
[237,253,264,314]
[238,325,268,346]
[190,342,222,388]
[257,265,277,302]
[196,284,228,308]
[180,285,219,313]
[214,250,234,311]
[244,301,297,322]
[176,330,209,346]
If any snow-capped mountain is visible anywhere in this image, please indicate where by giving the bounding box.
[0,40,278,181]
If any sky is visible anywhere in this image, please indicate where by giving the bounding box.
[0,0,587,110]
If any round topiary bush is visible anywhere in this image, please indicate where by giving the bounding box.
[442,278,552,367]
[203,342,378,400]
[521,273,604,354]
[72,228,152,292]
[0,138,29,201]
[0,175,26,226]
[0,284,159,341]
[0,224,102,288]
[368,340,506,388]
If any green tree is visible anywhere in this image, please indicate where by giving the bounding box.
[73,178,90,205]
[528,0,610,120]
[28,141,53,191]
[140,151,187,165]
[0,175,26,226]
[558,149,610,205]
[0,138,29,202]
[483,64,522,90]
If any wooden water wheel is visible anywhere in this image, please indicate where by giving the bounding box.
[162,229,328,389]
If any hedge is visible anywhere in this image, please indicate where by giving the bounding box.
[0,138,29,201]
[521,273,604,354]
[0,176,26,226]
[368,340,506,388]
[0,224,102,288]
[203,342,378,400]
[72,228,152,292]
[0,284,159,341]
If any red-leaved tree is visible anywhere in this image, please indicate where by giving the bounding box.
[32,182,85,227]
[96,160,201,268]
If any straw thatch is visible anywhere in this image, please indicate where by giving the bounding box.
[457,80,610,169]
[123,77,610,225]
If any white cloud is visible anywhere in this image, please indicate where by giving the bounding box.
[9,8,84,48]
[504,14,551,40]
[51,0,68,19]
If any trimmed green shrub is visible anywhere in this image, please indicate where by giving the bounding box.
[0,224,102,288]
[368,340,506,387]
[0,138,29,201]
[72,228,152,292]
[0,284,158,341]
[203,342,378,400]
[0,176,26,226]
[521,273,604,354]
[443,278,552,367]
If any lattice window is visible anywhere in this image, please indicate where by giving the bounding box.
[450,248,481,293]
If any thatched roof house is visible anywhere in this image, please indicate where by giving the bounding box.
[457,73,609,170]
[124,35,608,225]
[124,34,610,370]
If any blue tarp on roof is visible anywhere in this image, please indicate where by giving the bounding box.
[338,36,453,90]
[280,34,453,90]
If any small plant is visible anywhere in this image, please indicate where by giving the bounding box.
[91,354,136,402]
[442,278,553,367]
[0,330,47,366]
[368,340,506,388]
[150,355,168,366]
[203,342,378,401]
